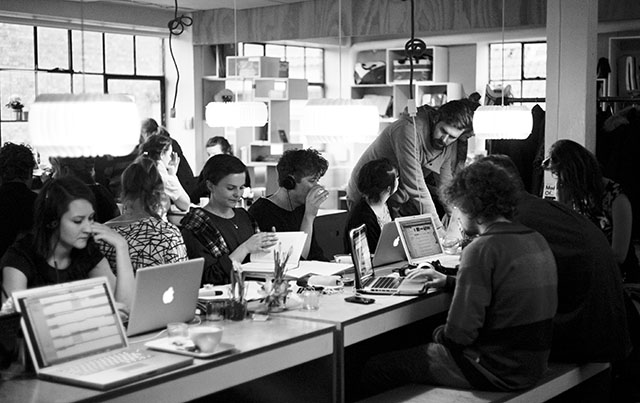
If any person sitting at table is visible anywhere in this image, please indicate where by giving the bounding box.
[1,177,134,310]
[0,142,38,259]
[344,158,398,253]
[139,134,191,212]
[49,156,121,223]
[180,154,278,285]
[101,158,187,272]
[360,161,557,396]
[249,148,330,261]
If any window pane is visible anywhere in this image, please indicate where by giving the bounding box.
[0,122,30,146]
[136,36,163,76]
[107,78,162,123]
[242,43,264,56]
[0,23,34,69]
[523,43,546,79]
[37,72,71,94]
[265,44,285,60]
[37,27,69,71]
[522,80,546,98]
[72,30,103,73]
[105,33,134,74]
[1,71,36,121]
[488,79,521,99]
[73,74,104,93]
[305,47,323,83]
[287,46,305,79]
[489,43,521,81]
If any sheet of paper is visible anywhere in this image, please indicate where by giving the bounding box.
[248,232,307,269]
[242,261,353,279]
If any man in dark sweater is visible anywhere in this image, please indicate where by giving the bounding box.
[0,143,37,258]
[361,160,557,394]
[483,154,631,363]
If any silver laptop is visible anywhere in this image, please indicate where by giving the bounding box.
[395,214,460,268]
[371,221,406,267]
[12,278,193,390]
[126,258,204,337]
[349,224,428,295]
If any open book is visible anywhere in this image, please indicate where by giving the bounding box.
[241,232,307,273]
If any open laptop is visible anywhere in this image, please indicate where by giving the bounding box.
[12,278,193,390]
[126,258,204,337]
[395,214,461,268]
[371,221,406,267]
[349,224,429,295]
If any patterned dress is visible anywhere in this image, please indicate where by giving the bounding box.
[100,217,187,273]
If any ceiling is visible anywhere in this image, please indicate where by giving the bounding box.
[67,0,312,12]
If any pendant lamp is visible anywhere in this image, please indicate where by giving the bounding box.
[301,0,379,142]
[29,93,139,159]
[472,0,533,140]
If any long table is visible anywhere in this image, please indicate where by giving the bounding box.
[0,317,336,403]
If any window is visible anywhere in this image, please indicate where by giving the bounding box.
[0,22,165,146]
[489,41,546,106]
[240,42,325,99]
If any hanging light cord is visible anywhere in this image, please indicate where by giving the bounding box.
[167,0,192,116]
[404,0,426,100]
[501,0,505,106]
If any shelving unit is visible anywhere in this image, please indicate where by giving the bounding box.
[386,46,449,84]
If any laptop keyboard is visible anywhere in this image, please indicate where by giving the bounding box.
[369,276,402,292]
[59,349,153,377]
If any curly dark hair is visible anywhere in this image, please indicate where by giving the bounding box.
[121,157,165,219]
[441,160,518,221]
[0,142,37,182]
[544,139,604,218]
[434,99,476,132]
[276,148,328,185]
[357,158,397,203]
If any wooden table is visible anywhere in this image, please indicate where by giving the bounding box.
[0,317,335,403]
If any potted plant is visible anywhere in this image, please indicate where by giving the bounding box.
[5,96,24,120]
[259,243,293,313]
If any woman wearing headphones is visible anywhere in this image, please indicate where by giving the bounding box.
[180,154,277,285]
[248,148,330,261]
[1,177,134,310]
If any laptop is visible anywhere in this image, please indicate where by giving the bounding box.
[395,214,460,268]
[371,221,406,267]
[12,278,193,390]
[126,258,204,337]
[349,224,429,295]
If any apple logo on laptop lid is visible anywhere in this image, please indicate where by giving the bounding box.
[393,236,400,247]
[162,287,175,304]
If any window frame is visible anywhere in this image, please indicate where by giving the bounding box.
[488,40,546,104]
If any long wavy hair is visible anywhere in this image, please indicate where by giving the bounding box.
[120,157,166,219]
[544,139,604,219]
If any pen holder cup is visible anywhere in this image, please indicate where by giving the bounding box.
[224,299,248,321]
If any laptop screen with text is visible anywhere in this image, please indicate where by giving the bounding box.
[395,214,443,261]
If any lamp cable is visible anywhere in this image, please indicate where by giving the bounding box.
[167,0,192,117]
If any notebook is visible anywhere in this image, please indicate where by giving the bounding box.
[371,221,406,267]
[349,224,428,295]
[12,278,193,390]
[395,214,460,268]
[126,258,204,337]
[241,232,307,273]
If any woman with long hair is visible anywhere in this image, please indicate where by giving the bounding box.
[1,177,134,308]
[544,139,639,282]
[102,158,187,272]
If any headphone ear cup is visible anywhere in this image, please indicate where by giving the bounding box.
[282,175,296,190]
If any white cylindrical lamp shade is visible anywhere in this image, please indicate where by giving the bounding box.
[29,93,139,159]
[205,102,268,128]
[302,99,379,140]
[472,105,533,140]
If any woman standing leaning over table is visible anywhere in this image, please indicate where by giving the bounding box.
[139,134,191,212]
[1,177,134,310]
[180,154,277,285]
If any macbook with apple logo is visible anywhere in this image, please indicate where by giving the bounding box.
[126,258,204,337]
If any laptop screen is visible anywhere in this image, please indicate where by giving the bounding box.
[16,279,127,368]
[349,224,374,289]
[395,214,443,261]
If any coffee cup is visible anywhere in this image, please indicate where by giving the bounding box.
[189,326,223,353]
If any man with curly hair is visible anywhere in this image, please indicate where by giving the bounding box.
[360,161,557,395]
[249,148,329,261]
[0,143,37,257]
